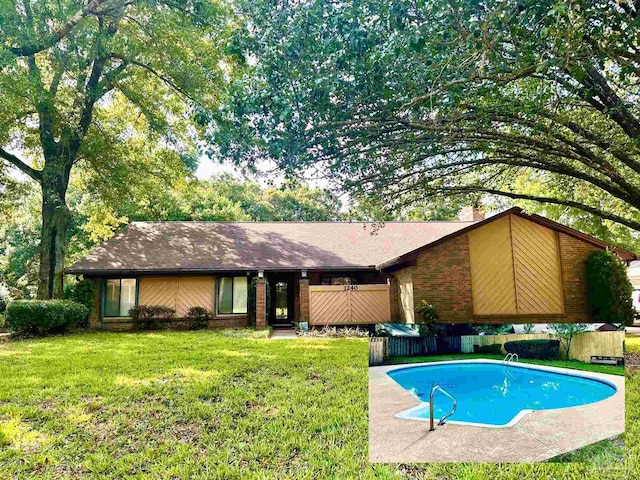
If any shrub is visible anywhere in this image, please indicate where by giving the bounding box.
[185,306,213,330]
[129,305,176,330]
[0,315,5,329]
[63,279,94,327]
[0,296,6,314]
[586,250,635,326]
[504,339,561,360]
[472,323,513,335]
[549,323,589,360]
[415,301,445,335]
[415,301,438,323]
[5,300,88,336]
[473,344,504,355]
[298,326,370,338]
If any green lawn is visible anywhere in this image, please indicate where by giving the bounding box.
[545,436,625,464]
[0,330,635,479]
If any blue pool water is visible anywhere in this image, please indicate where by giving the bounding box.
[388,361,617,427]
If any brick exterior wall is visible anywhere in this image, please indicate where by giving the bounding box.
[208,316,249,329]
[255,278,267,329]
[299,277,310,323]
[89,278,101,329]
[410,234,474,323]
[390,230,603,324]
[558,232,599,323]
[294,276,301,322]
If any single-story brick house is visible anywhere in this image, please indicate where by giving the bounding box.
[67,207,636,330]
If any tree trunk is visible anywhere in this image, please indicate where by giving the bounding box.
[37,176,70,299]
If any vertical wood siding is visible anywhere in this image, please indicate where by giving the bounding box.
[309,284,390,325]
[510,215,564,314]
[138,276,215,316]
[468,215,518,314]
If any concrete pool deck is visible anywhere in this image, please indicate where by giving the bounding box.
[369,360,625,463]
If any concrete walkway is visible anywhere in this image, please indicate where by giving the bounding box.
[269,328,297,340]
[369,361,625,463]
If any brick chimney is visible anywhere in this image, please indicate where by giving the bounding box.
[459,205,485,222]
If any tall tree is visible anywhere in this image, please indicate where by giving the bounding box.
[0,0,235,298]
[214,0,640,235]
[0,174,345,295]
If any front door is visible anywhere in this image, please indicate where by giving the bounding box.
[269,274,294,326]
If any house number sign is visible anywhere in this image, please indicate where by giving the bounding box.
[344,285,358,291]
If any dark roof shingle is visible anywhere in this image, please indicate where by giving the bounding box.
[67,220,476,274]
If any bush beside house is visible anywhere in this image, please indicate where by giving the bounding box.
[586,250,635,326]
[63,279,94,326]
[504,339,561,360]
[6,300,88,336]
[185,306,213,330]
[129,305,176,330]
[415,301,445,336]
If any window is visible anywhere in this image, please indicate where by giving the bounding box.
[104,278,137,317]
[321,275,357,286]
[217,276,247,314]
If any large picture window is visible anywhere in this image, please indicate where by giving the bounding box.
[104,278,137,317]
[217,276,248,314]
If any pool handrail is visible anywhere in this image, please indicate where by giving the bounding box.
[429,385,457,431]
[503,353,519,365]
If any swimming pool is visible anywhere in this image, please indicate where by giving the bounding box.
[388,360,617,428]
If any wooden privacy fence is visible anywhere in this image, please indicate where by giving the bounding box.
[385,336,462,357]
[309,284,391,325]
[368,336,463,365]
[369,338,387,365]
[461,331,625,362]
[369,331,624,365]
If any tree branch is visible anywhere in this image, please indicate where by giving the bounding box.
[435,187,640,231]
[110,53,199,103]
[565,65,640,139]
[0,147,42,181]
[8,0,105,57]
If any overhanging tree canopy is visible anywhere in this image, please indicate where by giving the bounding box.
[215,0,640,232]
[0,0,238,298]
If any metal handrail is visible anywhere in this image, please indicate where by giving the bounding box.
[429,385,457,431]
[503,353,519,364]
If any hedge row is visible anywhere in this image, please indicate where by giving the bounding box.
[6,300,88,335]
[129,305,212,330]
[504,339,561,360]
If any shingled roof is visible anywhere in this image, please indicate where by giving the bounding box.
[67,208,637,275]
[67,220,476,274]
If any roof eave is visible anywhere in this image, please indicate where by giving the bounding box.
[66,265,379,276]
[377,207,521,270]
[377,207,638,270]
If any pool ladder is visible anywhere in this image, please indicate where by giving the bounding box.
[503,353,519,365]
[428,385,457,432]
[502,353,519,381]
